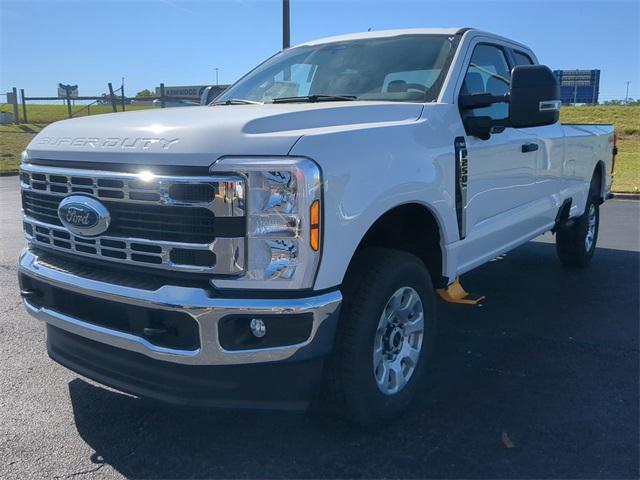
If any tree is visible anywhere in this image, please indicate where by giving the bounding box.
[136,89,153,97]
[603,98,639,105]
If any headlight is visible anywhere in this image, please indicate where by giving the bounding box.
[21,150,29,163]
[210,157,322,290]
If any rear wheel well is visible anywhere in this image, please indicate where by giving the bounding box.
[350,204,446,288]
[592,161,605,201]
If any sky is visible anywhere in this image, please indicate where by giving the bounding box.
[1,0,638,101]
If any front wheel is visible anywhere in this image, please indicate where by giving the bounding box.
[556,195,600,268]
[323,248,436,426]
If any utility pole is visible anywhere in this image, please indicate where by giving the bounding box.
[214,68,219,86]
[624,81,630,104]
[283,0,290,50]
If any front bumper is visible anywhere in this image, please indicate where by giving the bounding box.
[19,248,342,409]
[45,324,325,410]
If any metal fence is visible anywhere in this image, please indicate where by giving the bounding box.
[4,83,203,124]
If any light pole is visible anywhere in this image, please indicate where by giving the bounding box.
[214,68,219,86]
[283,0,290,49]
[625,81,630,104]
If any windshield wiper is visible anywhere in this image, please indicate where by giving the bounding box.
[272,95,357,103]
[213,99,263,105]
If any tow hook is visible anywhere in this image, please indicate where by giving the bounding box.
[20,289,41,300]
[143,327,169,337]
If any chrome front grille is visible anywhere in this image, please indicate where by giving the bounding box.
[20,163,244,214]
[20,163,246,275]
[22,190,232,243]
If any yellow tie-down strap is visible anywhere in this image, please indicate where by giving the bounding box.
[436,277,485,305]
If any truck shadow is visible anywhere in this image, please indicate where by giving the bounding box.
[67,240,639,479]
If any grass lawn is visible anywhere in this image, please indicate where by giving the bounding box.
[560,106,639,193]
[560,105,639,136]
[0,124,44,174]
[0,104,154,174]
[610,138,639,193]
[1,104,638,192]
[6,103,154,124]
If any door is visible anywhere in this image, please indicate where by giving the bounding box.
[456,43,541,270]
[510,49,567,225]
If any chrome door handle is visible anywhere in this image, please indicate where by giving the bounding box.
[521,143,539,153]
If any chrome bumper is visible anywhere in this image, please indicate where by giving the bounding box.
[19,249,342,366]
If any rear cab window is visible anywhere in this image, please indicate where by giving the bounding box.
[512,50,534,66]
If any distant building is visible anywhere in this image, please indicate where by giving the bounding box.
[553,70,600,105]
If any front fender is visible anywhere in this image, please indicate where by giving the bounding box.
[290,116,459,290]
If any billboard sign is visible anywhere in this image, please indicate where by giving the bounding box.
[553,70,600,105]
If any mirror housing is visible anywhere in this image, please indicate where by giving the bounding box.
[458,64,560,139]
[459,93,507,111]
[509,65,560,128]
[465,116,493,140]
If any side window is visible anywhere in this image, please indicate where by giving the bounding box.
[513,50,534,66]
[460,44,511,121]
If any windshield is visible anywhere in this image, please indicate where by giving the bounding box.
[216,34,457,104]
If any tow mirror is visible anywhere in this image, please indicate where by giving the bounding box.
[509,65,560,128]
[459,93,508,140]
[465,116,493,141]
[459,92,507,111]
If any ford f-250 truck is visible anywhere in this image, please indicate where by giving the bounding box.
[18,28,615,425]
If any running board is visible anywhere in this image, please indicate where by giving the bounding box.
[436,277,485,305]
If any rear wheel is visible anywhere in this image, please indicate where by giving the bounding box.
[556,192,600,268]
[323,248,436,426]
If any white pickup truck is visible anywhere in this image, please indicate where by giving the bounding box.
[19,28,615,425]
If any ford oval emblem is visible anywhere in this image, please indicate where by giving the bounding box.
[58,195,110,236]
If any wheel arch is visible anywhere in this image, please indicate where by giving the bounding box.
[344,202,448,288]
[592,160,606,202]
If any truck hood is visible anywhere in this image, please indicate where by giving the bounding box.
[27,103,423,167]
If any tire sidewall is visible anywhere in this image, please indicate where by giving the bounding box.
[341,253,436,424]
[575,195,600,261]
[556,192,600,267]
[584,197,600,258]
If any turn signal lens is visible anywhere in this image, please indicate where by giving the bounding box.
[310,200,320,251]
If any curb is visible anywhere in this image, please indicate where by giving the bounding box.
[0,172,19,177]
[612,193,640,200]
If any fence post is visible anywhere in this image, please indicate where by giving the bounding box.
[66,89,72,118]
[108,83,117,112]
[160,83,166,108]
[20,88,27,124]
[11,87,20,124]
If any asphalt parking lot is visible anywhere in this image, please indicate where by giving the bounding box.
[1,174,638,479]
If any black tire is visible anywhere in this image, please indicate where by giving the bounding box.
[556,191,600,268]
[323,248,437,426]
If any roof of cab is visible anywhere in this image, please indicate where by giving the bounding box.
[295,28,472,47]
